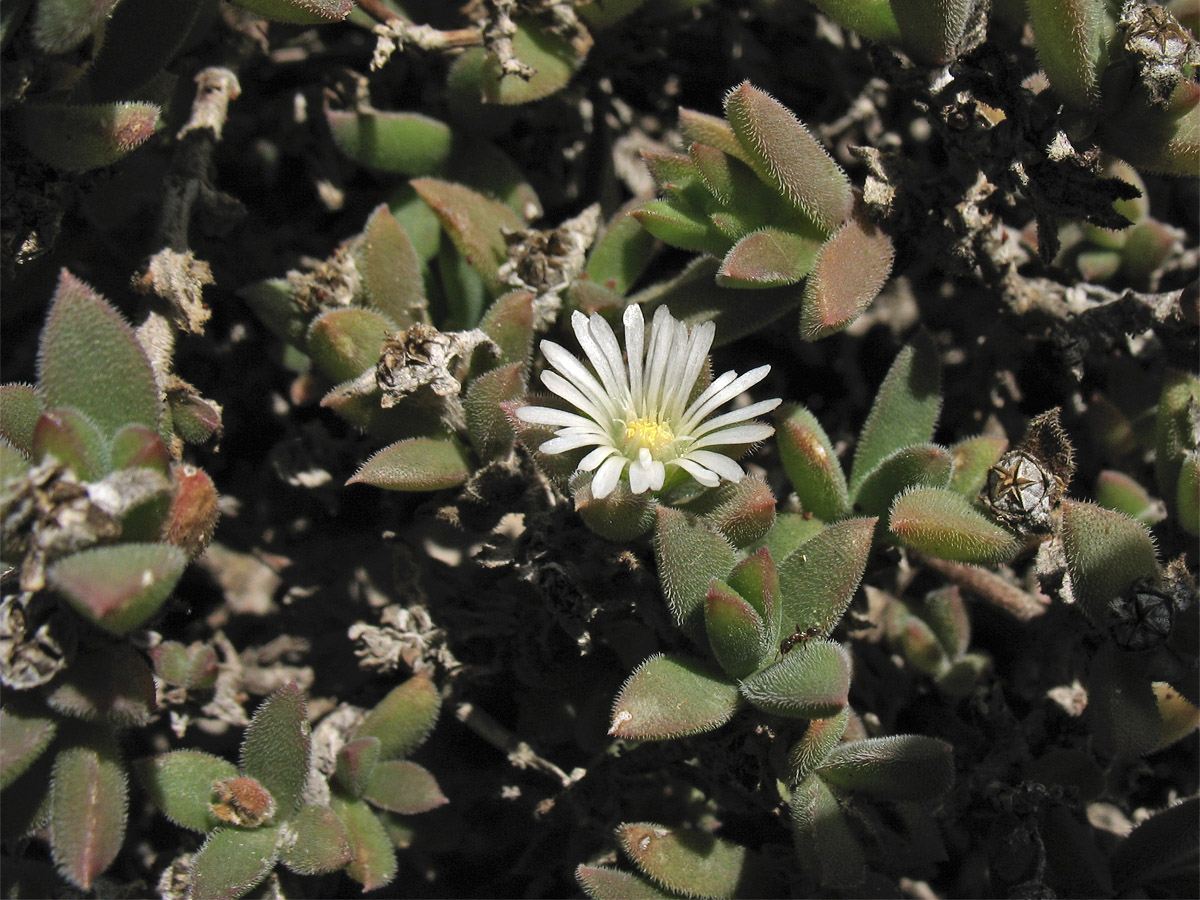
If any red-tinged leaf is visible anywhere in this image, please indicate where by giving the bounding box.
[849,332,941,494]
[110,424,171,476]
[358,204,427,327]
[577,865,679,900]
[678,106,751,164]
[583,201,658,295]
[787,708,851,786]
[852,443,953,519]
[717,227,822,288]
[48,543,186,635]
[818,735,955,802]
[465,363,526,463]
[617,823,754,899]
[49,743,128,891]
[44,645,155,726]
[149,640,218,690]
[280,805,353,875]
[640,148,701,192]
[188,825,281,900]
[38,270,161,438]
[164,463,220,559]
[241,683,310,819]
[347,437,472,491]
[800,204,894,339]
[327,107,453,175]
[355,673,442,761]
[478,290,536,367]
[1060,499,1159,626]
[306,307,395,384]
[948,434,1008,498]
[706,579,768,680]
[889,487,1020,565]
[31,408,108,481]
[331,795,398,891]
[233,0,353,25]
[412,178,524,296]
[727,547,780,632]
[135,750,239,833]
[0,703,57,791]
[363,760,447,815]
[777,403,850,521]
[20,102,159,172]
[654,507,736,640]
[739,639,851,719]
[685,476,777,549]
[631,200,727,257]
[572,472,659,542]
[479,18,581,105]
[790,773,865,888]
[776,516,876,638]
[724,82,851,232]
[609,653,740,740]
[0,384,44,454]
[335,737,381,799]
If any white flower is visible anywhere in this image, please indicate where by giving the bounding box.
[516,304,780,499]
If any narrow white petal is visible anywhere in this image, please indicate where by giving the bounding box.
[684,450,746,482]
[670,456,721,486]
[677,365,772,434]
[540,433,606,454]
[541,371,613,426]
[516,406,597,429]
[687,399,782,439]
[572,311,627,407]
[649,459,666,491]
[579,445,619,471]
[677,370,737,426]
[623,304,646,406]
[591,455,627,499]
[628,450,653,494]
[542,341,620,419]
[642,308,676,417]
[662,322,715,422]
[689,423,775,449]
[588,313,630,403]
[657,320,698,421]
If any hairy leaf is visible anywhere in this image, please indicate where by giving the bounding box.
[364,760,448,815]
[48,543,187,635]
[240,682,310,819]
[776,517,876,638]
[332,795,398,891]
[326,108,453,175]
[654,507,736,640]
[777,403,850,521]
[50,742,128,891]
[135,750,239,833]
[280,805,353,875]
[347,437,472,491]
[355,672,442,761]
[189,825,281,900]
[610,653,740,740]
[818,735,955,802]
[740,639,851,719]
[889,487,1020,565]
[800,205,893,339]
[0,703,57,791]
[1060,499,1159,626]
[0,384,44,454]
[618,822,750,899]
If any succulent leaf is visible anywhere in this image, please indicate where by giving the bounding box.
[609,653,741,740]
[279,804,353,875]
[653,507,736,640]
[889,487,1020,564]
[583,203,660,296]
[678,107,750,164]
[478,290,536,368]
[31,408,109,482]
[1095,469,1166,525]
[39,270,162,439]
[817,734,956,802]
[705,579,768,679]
[1177,451,1200,535]
[189,825,282,900]
[20,102,159,172]
[49,742,128,891]
[739,639,852,719]
[0,384,44,454]
[231,0,353,24]
[892,0,975,64]
[347,437,472,491]
[0,703,57,790]
[135,750,240,833]
[334,737,382,800]
[85,0,202,103]
[363,760,448,815]
[576,864,680,900]
[851,443,953,519]
[573,474,659,541]
[683,476,777,549]
[632,200,728,256]
[617,822,751,899]
[727,547,781,636]
[109,424,172,476]
[48,543,187,636]
[44,645,155,726]
[357,204,428,327]
[1060,499,1159,626]
[478,18,581,105]
[240,683,310,819]
[326,108,454,175]
[800,204,894,340]
[331,794,398,891]
[717,227,822,288]
[789,774,865,888]
[31,0,120,53]
[849,331,941,494]
[306,308,395,385]
[354,672,442,761]
[1155,370,1200,511]
[776,516,876,639]
[465,362,525,462]
[947,435,1008,497]
[787,707,851,786]
[1027,0,1114,112]
[777,404,850,521]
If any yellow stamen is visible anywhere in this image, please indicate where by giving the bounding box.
[622,417,674,458]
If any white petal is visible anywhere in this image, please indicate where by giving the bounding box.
[676,370,737,426]
[641,307,677,417]
[662,321,715,421]
[684,450,746,482]
[540,433,605,454]
[541,371,613,426]
[689,423,775,449]
[579,445,619,471]
[628,448,654,494]
[515,406,597,429]
[688,399,781,439]
[623,304,646,405]
[588,313,630,403]
[542,341,620,419]
[591,455,627,499]
[677,365,772,434]
[670,456,721,486]
[648,459,666,491]
[572,311,627,407]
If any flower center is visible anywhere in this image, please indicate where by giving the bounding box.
[622,416,675,459]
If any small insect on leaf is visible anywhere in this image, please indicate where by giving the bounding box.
[778,623,821,658]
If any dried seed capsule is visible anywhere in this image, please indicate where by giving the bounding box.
[985,451,1060,534]
[1108,581,1176,651]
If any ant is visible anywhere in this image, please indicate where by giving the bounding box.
[778,623,820,658]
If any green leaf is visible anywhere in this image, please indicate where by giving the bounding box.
[632,199,728,256]
[231,0,352,23]
[135,750,240,833]
[790,774,865,888]
[363,760,448,815]
[889,487,1020,565]
[0,440,31,485]
[31,0,119,53]
[609,653,741,740]
[478,290,536,367]
[48,543,187,635]
[1155,370,1199,510]
[465,363,525,463]
[573,473,660,541]
[39,270,162,438]
[238,279,310,348]
[716,227,822,288]
[347,437,472,491]
[892,0,974,64]
[387,183,443,262]
[1087,642,1162,759]
[641,149,702,192]
[777,403,850,521]
[947,435,1008,498]
[787,708,851,786]
[44,645,155,726]
[331,795,398,891]
[678,107,751,165]
[326,108,453,175]
[0,703,57,790]
[355,672,441,761]
[20,102,159,172]
[818,735,955,802]
[584,202,658,295]
[761,511,827,561]
[412,178,525,297]
[776,517,876,638]
[1060,499,1159,627]
[617,823,751,900]
[724,82,851,233]
[653,507,736,641]
[445,141,543,220]
[0,384,43,454]
[189,825,281,900]
[727,547,780,638]
[110,423,171,476]
[852,443,953,519]
[31,408,109,481]
[684,476,777,549]
[334,737,381,799]
[49,742,128,891]
[479,18,580,105]
[739,639,851,719]
[356,204,427,327]
[800,205,894,340]
[241,683,310,819]
[1177,451,1200,536]
[849,331,941,494]
[705,580,768,680]
[279,804,353,875]
[920,586,971,659]
[1095,469,1165,525]
[1027,0,1113,112]
[803,0,901,45]
[306,308,395,384]
[576,865,680,900]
